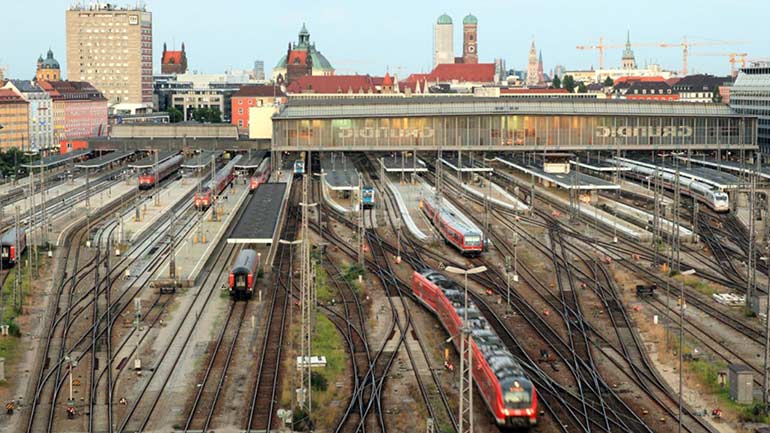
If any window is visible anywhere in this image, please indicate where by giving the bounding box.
[238,120,243,127]
[238,108,243,114]
[238,99,242,105]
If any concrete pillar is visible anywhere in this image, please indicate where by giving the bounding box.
[0,358,5,381]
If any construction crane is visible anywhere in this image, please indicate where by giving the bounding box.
[658,37,750,75]
[688,52,748,77]
[576,36,661,69]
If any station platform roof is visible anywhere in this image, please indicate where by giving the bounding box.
[228,182,287,244]
[129,150,179,169]
[182,150,224,169]
[235,151,268,169]
[75,150,134,169]
[320,154,353,172]
[323,170,360,190]
[571,159,631,172]
[22,150,91,169]
[618,157,744,189]
[379,156,428,172]
[496,156,620,190]
[440,156,493,173]
[677,156,770,181]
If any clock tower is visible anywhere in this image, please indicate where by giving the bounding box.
[462,14,478,64]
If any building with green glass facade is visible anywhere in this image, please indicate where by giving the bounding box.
[272,97,757,153]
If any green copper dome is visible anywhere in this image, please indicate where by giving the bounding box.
[463,13,477,25]
[437,13,452,25]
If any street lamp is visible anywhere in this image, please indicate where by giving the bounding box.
[444,265,487,433]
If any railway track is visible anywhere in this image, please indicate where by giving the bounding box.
[245,182,297,432]
[183,300,248,432]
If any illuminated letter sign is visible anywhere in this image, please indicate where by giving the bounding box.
[596,125,693,138]
[337,126,434,140]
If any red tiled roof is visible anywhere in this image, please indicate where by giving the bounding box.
[406,63,495,83]
[162,50,183,65]
[501,88,569,94]
[233,85,286,98]
[0,88,26,103]
[613,76,666,85]
[287,75,377,94]
[382,72,393,86]
[38,81,106,101]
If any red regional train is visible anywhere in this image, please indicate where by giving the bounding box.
[412,269,538,428]
[194,155,242,210]
[229,249,259,299]
[138,155,184,190]
[249,158,271,192]
[420,193,484,256]
[1,228,26,268]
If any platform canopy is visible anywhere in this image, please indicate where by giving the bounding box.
[22,150,91,169]
[497,155,620,190]
[129,150,179,169]
[75,150,134,169]
[182,150,224,169]
[235,151,268,169]
[228,183,287,244]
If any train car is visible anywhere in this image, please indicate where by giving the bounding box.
[138,155,184,190]
[361,186,375,209]
[294,159,305,176]
[194,155,243,210]
[229,249,259,299]
[420,194,484,256]
[612,158,729,212]
[0,228,26,268]
[412,269,538,428]
[249,158,272,192]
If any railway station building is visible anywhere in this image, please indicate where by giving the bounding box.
[271,97,757,153]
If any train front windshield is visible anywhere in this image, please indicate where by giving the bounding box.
[235,274,247,288]
[1,246,8,259]
[465,235,482,247]
[503,381,532,409]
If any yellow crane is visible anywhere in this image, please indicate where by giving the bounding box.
[576,36,660,69]
[657,37,749,75]
[688,52,748,77]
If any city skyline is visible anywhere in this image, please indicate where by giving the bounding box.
[1,0,768,80]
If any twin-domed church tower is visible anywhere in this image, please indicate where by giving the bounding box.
[433,13,478,68]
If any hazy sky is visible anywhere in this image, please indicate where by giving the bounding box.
[2,0,768,79]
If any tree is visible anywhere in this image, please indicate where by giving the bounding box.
[191,107,209,123]
[551,75,561,89]
[577,82,588,93]
[207,107,223,123]
[168,107,183,123]
[0,148,33,178]
[603,76,614,87]
[562,75,576,93]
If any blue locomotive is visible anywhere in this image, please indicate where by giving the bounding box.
[362,186,375,209]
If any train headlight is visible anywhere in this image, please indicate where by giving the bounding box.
[526,408,534,416]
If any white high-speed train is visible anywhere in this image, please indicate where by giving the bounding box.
[610,158,729,212]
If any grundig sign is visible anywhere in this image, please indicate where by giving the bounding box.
[338,127,435,140]
[596,125,693,138]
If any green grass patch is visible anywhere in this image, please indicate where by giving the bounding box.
[688,358,770,422]
[308,313,347,428]
[315,266,333,303]
[0,251,38,364]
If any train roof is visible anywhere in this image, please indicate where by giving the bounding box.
[232,249,258,274]
[0,228,24,245]
[421,193,482,236]
[419,269,528,383]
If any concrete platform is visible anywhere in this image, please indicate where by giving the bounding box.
[385,174,433,242]
[153,180,251,287]
[495,166,651,242]
[440,156,494,172]
[108,177,200,246]
[447,171,529,212]
[598,196,695,242]
[618,179,674,207]
[2,176,90,217]
[182,150,223,169]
